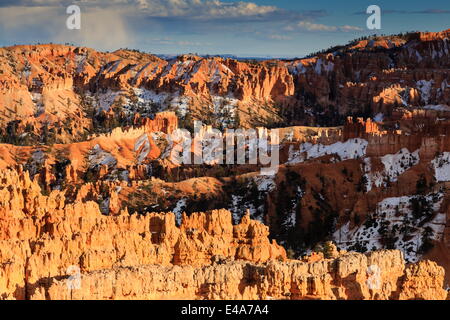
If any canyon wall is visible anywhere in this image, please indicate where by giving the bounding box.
[1,30,450,301]
[0,29,449,141]
[0,168,285,300]
[0,166,447,300]
[29,250,448,300]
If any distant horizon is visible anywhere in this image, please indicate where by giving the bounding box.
[1,0,449,57]
[3,26,449,61]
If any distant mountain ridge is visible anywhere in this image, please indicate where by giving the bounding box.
[0,28,448,145]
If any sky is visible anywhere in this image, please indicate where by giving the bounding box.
[0,0,449,58]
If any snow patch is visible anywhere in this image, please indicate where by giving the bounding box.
[432,152,450,182]
[288,62,306,75]
[75,54,87,73]
[172,199,187,225]
[253,175,276,192]
[211,95,239,128]
[88,144,117,168]
[89,90,121,111]
[381,148,420,182]
[287,138,368,164]
[134,134,151,164]
[30,92,44,115]
[373,113,384,122]
[416,80,434,104]
[314,58,334,75]
[334,192,445,263]
[132,88,190,117]
[423,104,450,111]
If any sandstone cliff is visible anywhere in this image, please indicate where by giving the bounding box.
[0,29,449,144]
[28,250,449,300]
[1,30,450,301]
[0,166,447,300]
[0,168,286,300]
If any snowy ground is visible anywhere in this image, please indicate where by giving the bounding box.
[254,175,276,193]
[134,134,151,164]
[423,104,450,111]
[87,86,239,123]
[88,144,117,168]
[416,80,434,104]
[314,58,334,75]
[286,58,334,76]
[86,88,190,117]
[30,92,44,115]
[229,194,257,224]
[27,149,46,175]
[432,152,450,182]
[287,138,368,164]
[172,198,187,226]
[333,192,445,263]
[133,88,169,106]
[283,186,304,228]
[228,175,275,224]
[361,148,419,191]
[287,62,306,75]
[373,113,384,122]
[381,148,420,182]
[211,95,239,128]
[88,90,121,111]
[75,54,87,73]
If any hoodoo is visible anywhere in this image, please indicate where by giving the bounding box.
[0,9,449,301]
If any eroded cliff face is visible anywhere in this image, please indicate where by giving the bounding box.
[0,44,294,141]
[0,167,286,300]
[0,165,447,300]
[20,249,450,300]
[0,29,449,144]
[1,109,450,291]
[1,30,450,301]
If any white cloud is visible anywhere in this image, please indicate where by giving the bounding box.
[0,0,355,55]
[297,21,338,32]
[0,5,135,51]
[54,8,135,51]
[146,37,206,46]
[295,21,363,33]
[340,25,364,32]
[2,0,280,19]
[133,0,278,19]
[0,5,63,24]
[267,34,293,41]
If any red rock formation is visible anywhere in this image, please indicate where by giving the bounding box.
[343,117,384,140]
[397,260,448,300]
[142,111,178,134]
[419,29,450,41]
[1,29,448,136]
[26,250,448,300]
[1,30,450,301]
[0,165,446,300]
[0,168,286,299]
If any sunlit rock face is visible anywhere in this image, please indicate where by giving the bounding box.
[0,29,449,140]
[1,29,450,300]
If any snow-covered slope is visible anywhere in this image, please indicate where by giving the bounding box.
[287,138,368,164]
[334,192,445,263]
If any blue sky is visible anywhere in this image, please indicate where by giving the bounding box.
[0,0,449,58]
